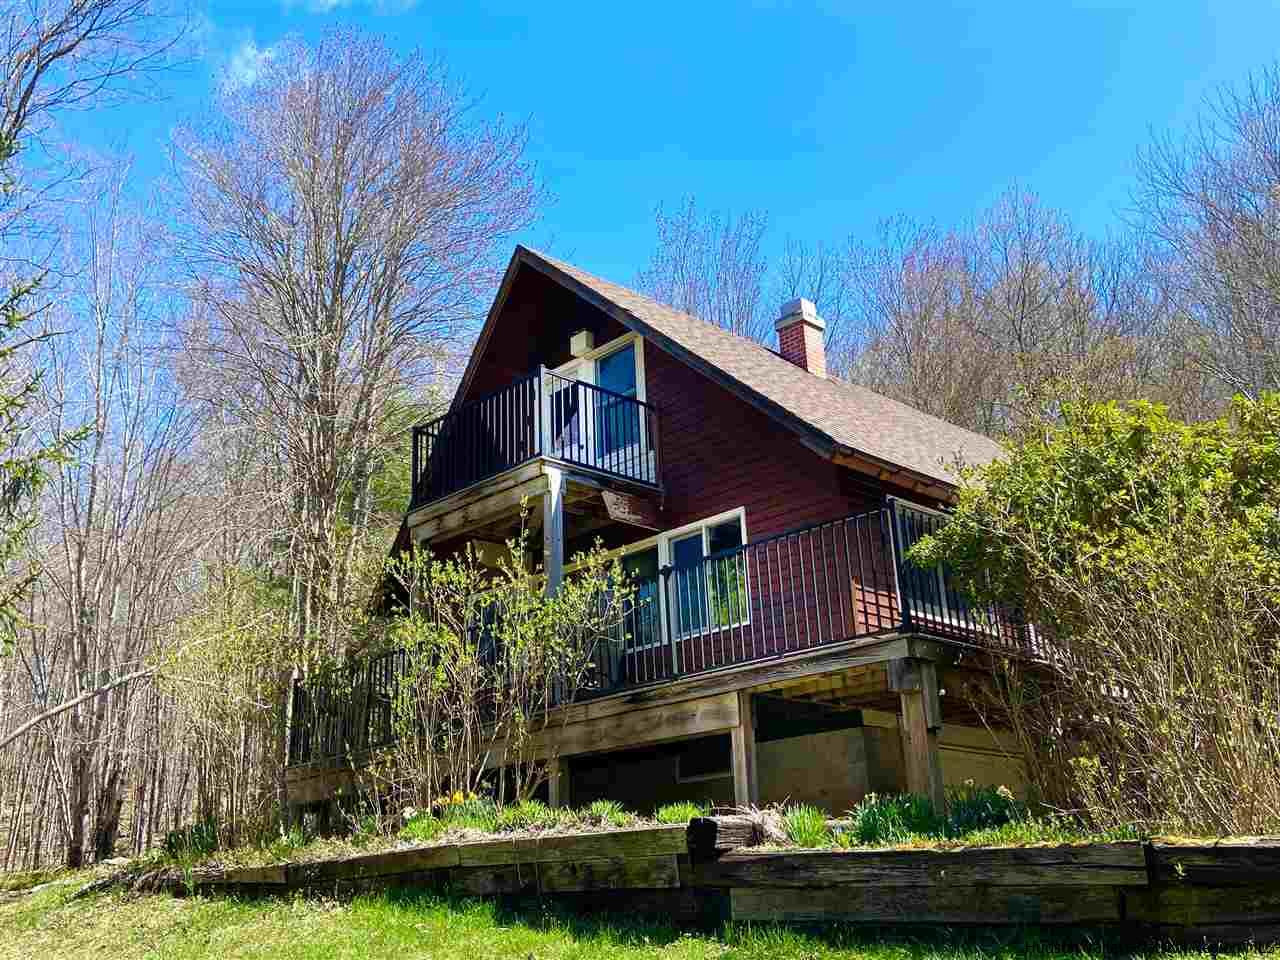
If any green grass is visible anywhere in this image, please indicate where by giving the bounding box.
[655,801,709,824]
[1,875,1276,960]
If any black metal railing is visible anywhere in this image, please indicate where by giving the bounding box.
[288,648,405,769]
[410,370,660,509]
[287,502,1035,766]
[889,498,1043,656]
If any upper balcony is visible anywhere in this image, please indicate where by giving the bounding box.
[411,369,661,512]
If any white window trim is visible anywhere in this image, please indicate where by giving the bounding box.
[551,332,647,404]
[658,507,750,647]
[563,507,751,663]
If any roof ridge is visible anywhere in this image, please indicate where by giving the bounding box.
[515,245,1004,487]
[527,246,998,444]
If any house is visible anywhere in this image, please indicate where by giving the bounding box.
[286,245,1033,814]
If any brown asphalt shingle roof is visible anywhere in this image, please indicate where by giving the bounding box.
[501,247,1004,490]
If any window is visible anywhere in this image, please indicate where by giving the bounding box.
[595,342,640,458]
[619,547,661,651]
[664,511,749,639]
[547,335,654,483]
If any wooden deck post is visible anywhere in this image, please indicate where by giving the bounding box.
[542,465,564,594]
[731,690,759,808]
[890,658,944,811]
[546,757,568,809]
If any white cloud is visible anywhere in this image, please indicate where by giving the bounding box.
[224,37,277,89]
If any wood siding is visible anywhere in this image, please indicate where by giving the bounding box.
[644,341,881,537]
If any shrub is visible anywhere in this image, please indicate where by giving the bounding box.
[911,396,1280,835]
[782,803,832,848]
[654,801,707,825]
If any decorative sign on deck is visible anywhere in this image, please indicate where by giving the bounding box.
[601,490,662,530]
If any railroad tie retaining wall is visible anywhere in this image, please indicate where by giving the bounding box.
[152,820,1280,946]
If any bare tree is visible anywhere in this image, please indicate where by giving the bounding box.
[775,235,852,373]
[845,189,1177,436]
[637,197,771,340]
[1135,63,1280,402]
[0,0,185,143]
[0,165,207,868]
[169,28,540,667]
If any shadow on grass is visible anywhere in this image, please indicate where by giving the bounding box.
[371,886,1212,959]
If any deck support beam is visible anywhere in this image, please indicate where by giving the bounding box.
[546,757,568,808]
[890,658,944,811]
[542,465,565,594]
[731,691,759,809]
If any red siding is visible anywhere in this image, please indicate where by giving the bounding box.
[644,341,877,539]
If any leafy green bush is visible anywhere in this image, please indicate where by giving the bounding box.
[848,793,944,846]
[654,801,708,824]
[909,395,1280,834]
[163,815,219,860]
[782,804,832,848]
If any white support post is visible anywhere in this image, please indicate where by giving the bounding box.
[543,464,565,595]
[538,365,553,457]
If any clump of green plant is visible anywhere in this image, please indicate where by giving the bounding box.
[783,803,833,848]
[581,799,634,828]
[654,801,708,825]
[163,815,220,861]
[945,782,1022,836]
[399,811,445,844]
[847,793,945,846]
[495,799,559,832]
[264,824,311,861]
[441,796,500,832]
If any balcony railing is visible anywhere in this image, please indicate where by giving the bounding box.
[411,369,660,509]
[287,500,1039,766]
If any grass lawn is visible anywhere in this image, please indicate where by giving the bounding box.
[3,875,1280,960]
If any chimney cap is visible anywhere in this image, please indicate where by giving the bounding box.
[775,297,824,332]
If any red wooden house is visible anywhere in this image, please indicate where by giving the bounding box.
[288,246,1033,813]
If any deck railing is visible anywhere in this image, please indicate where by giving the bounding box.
[411,370,660,509]
[287,500,1036,766]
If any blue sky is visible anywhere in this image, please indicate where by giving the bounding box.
[65,1,1280,286]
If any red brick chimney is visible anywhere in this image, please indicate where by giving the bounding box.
[775,298,826,378]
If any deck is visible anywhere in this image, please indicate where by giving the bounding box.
[287,500,1038,769]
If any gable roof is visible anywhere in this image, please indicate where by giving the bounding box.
[457,246,1003,495]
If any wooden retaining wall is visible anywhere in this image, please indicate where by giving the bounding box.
[154,820,1280,946]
